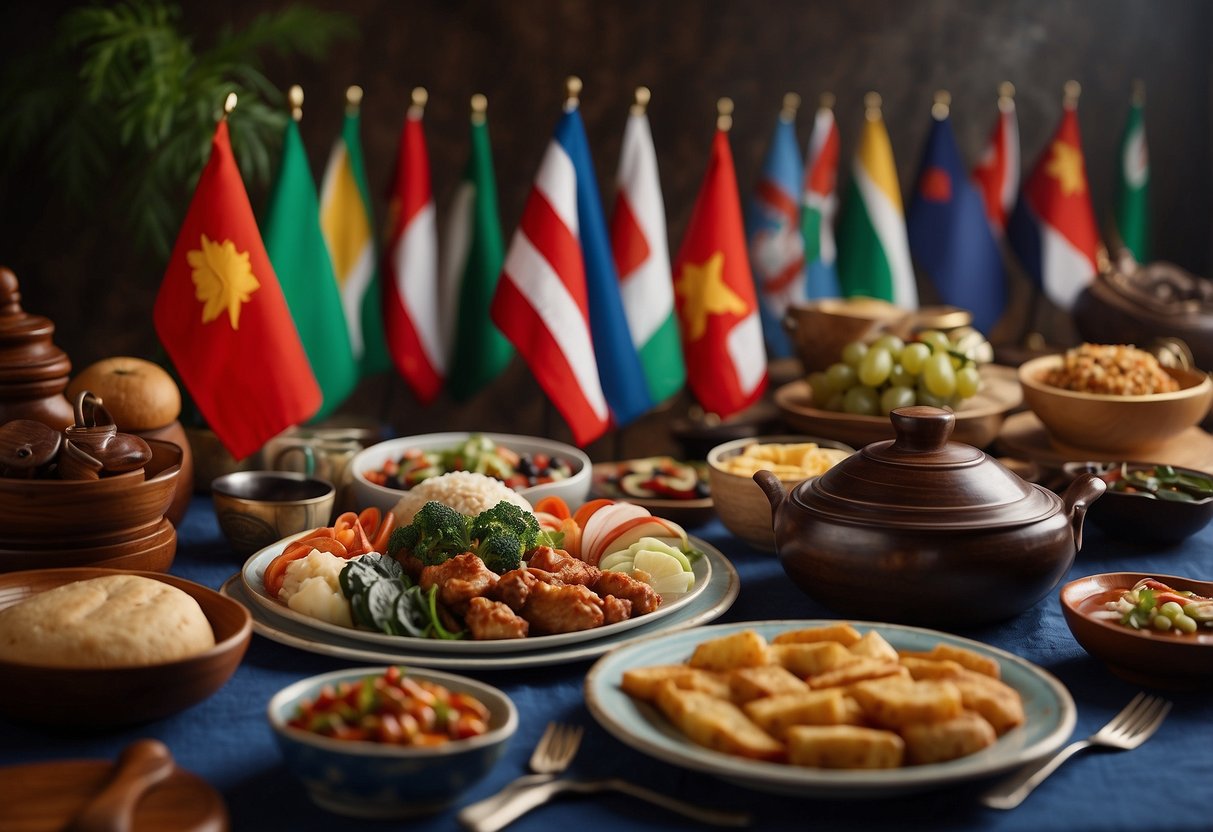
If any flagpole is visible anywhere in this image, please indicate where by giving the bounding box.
[932,89,950,120]
[288,84,304,121]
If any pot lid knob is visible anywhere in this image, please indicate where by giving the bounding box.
[890,406,953,452]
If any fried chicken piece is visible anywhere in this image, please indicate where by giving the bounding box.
[521,581,604,635]
[419,552,498,614]
[601,595,633,625]
[493,568,540,612]
[527,546,602,586]
[464,597,529,640]
[593,571,662,616]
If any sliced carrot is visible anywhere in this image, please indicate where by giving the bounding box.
[333,511,360,534]
[357,507,381,537]
[533,495,571,520]
[371,510,397,554]
[347,519,374,557]
[572,498,614,531]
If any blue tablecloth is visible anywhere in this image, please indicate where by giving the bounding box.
[3,496,1211,831]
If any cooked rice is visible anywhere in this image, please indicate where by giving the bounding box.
[389,470,533,525]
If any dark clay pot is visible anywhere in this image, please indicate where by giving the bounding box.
[755,406,1107,628]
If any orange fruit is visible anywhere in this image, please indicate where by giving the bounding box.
[66,357,181,431]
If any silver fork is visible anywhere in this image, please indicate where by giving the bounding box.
[459,722,584,825]
[982,692,1172,810]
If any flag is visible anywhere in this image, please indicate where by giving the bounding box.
[443,99,513,402]
[319,91,390,376]
[747,97,805,358]
[154,119,320,461]
[972,84,1020,237]
[1113,83,1150,262]
[263,116,357,422]
[609,91,685,406]
[672,115,768,419]
[1007,88,1102,311]
[383,93,443,404]
[801,96,843,299]
[907,105,1007,335]
[836,95,918,309]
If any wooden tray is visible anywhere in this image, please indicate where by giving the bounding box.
[995,410,1213,474]
[774,364,1023,450]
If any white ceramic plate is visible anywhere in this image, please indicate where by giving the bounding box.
[584,620,1076,797]
[240,535,715,654]
[220,546,738,670]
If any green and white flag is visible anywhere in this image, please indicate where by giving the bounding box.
[1113,85,1150,262]
[442,100,513,401]
[835,95,918,309]
[264,117,358,421]
[320,90,391,376]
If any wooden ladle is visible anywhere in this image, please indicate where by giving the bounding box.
[65,739,176,832]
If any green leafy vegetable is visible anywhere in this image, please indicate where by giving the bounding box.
[339,553,464,640]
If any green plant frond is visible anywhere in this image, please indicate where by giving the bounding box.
[208,6,354,65]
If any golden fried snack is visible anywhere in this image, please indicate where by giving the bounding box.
[654,681,784,761]
[786,725,905,769]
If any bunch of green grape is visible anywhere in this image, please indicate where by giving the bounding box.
[807,330,985,416]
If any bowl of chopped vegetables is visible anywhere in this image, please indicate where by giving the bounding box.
[351,432,591,516]
[267,665,517,818]
[1062,461,1213,544]
[1061,573,1213,689]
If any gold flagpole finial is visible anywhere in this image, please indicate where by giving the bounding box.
[998,81,1015,100]
[864,91,882,121]
[781,92,801,120]
[223,92,238,118]
[565,76,583,110]
[288,85,304,122]
[409,87,428,117]
[931,90,951,120]
[471,93,487,124]
[819,91,836,110]
[1063,80,1082,107]
[716,97,734,132]
[1131,79,1146,106]
[345,85,363,115]
[631,86,651,116]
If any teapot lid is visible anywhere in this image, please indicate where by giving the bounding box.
[790,406,1058,530]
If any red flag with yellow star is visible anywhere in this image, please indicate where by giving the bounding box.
[154,119,321,460]
[672,127,768,419]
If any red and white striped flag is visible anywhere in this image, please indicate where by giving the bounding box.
[972,82,1020,237]
[383,88,443,404]
[491,97,610,446]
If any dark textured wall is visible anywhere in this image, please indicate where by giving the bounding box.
[2,0,1210,456]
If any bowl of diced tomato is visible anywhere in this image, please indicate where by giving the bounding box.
[350,432,591,515]
[268,665,517,818]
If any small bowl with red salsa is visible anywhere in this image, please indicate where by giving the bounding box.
[268,665,517,817]
[1061,572,1213,690]
[1062,461,1213,545]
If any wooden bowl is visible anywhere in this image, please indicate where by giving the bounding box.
[1061,572,1213,689]
[706,434,854,551]
[774,364,1022,450]
[1018,355,1213,453]
[0,517,177,573]
[0,439,182,541]
[0,568,251,727]
[783,298,911,373]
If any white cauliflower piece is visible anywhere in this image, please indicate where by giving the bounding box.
[279,549,347,603]
[278,549,353,627]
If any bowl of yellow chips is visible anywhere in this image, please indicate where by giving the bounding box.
[707,435,854,551]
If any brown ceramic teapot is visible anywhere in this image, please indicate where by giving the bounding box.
[754,406,1106,627]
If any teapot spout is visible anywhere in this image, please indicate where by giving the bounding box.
[753,470,787,513]
[1060,472,1107,552]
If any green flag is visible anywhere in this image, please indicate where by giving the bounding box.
[264,119,358,421]
[442,107,513,401]
[320,100,392,376]
[1113,87,1150,262]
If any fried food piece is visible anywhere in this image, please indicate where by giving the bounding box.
[601,595,632,625]
[901,711,997,765]
[949,670,1025,735]
[848,630,899,663]
[464,596,529,640]
[899,656,965,681]
[621,665,732,701]
[742,689,860,738]
[728,665,811,703]
[654,680,784,761]
[593,571,661,616]
[807,658,907,690]
[527,546,601,586]
[770,641,859,677]
[898,644,1000,679]
[849,677,964,729]
[491,568,540,612]
[688,629,771,672]
[419,552,498,614]
[786,725,905,769]
[519,581,604,635]
[772,623,862,647]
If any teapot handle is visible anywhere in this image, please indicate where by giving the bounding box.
[1060,473,1107,552]
[753,470,787,514]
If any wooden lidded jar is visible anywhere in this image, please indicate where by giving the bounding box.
[0,267,74,430]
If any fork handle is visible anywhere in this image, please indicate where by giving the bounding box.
[458,774,554,827]
[981,739,1091,810]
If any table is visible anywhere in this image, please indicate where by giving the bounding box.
[3,496,1211,831]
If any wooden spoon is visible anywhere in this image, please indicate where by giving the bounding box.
[65,739,176,832]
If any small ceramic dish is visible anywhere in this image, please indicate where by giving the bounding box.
[1061,461,1213,544]
[267,665,517,818]
[349,432,591,514]
[0,568,251,727]
[211,471,336,556]
[1060,572,1213,689]
[590,458,714,527]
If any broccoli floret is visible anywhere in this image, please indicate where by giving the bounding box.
[469,501,541,552]
[476,534,524,574]
[387,501,471,566]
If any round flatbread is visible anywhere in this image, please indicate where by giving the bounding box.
[0,575,215,668]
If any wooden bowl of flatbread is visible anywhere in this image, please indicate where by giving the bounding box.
[0,568,251,727]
